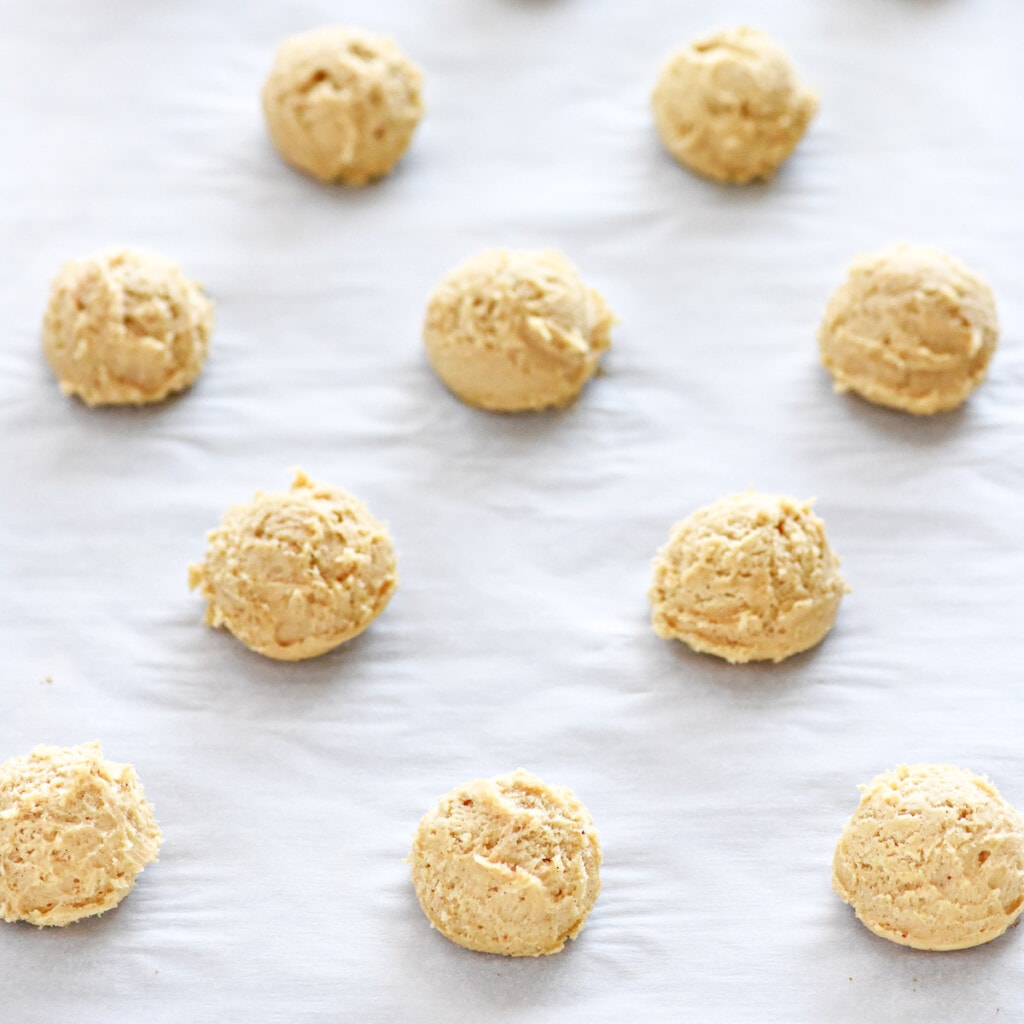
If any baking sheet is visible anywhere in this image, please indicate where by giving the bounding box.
[1,1,1023,1021]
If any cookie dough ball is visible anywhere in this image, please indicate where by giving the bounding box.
[818,244,999,415]
[652,26,818,184]
[0,743,161,927]
[649,492,848,663]
[262,26,424,185]
[42,247,213,406]
[832,764,1024,950]
[423,249,614,412]
[410,770,602,957]
[189,470,397,661]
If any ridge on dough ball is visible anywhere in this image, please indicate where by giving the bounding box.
[409,770,602,957]
[648,491,848,663]
[262,25,424,185]
[651,25,818,184]
[0,743,162,927]
[832,764,1024,951]
[818,243,999,414]
[42,247,213,406]
[423,248,615,412]
[188,470,398,661]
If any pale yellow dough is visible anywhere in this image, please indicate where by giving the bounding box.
[423,249,614,412]
[42,247,213,406]
[262,25,424,185]
[818,243,999,414]
[0,743,161,927]
[189,471,397,661]
[652,25,818,184]
[649,492,848,663]
[832,764,1024,951]
[410,770,602,957]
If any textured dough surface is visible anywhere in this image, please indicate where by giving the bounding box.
[423,248,614,412]
[818,243,999,414]
[0,743,161,927]
[652,25,817,183]
[262,25,423,185]
[649,491,848,663]
[42,247,213,406]
[832,764,1024,951]
[189,470,397,661]
[410,770,602,956]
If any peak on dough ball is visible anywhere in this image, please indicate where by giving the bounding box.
[423,249,615,412]
[42,247,213,406]
[0,743,162,927]
[262,26,424,185]
[189,470,397,661]
[818,243,999,415]
[652,25,817,184]
[410,770,602,957]
[649,491,848,663]
[832,764,1024,950]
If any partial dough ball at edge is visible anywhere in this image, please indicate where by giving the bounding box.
[832,764,1024,950]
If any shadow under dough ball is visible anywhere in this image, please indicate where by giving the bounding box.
[410,770,602,957]
[818,243,999,414]
[833,764,1024,950]
[423,248,615,412]
[651,25,818,184]
[262,25,424,185]
[189,470,398,661]
[42,247,213,406]
[649,491,848,663]
[0,743,161,927]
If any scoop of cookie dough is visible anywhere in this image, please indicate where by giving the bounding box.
[42,247,213,406]
[423,248,614,412]
[0,743,161,927]
[649,491,848,663]
[818,243,999,414]
[262,25,424,185]
[832,764,1024,951]
[410,769,602,956]
[189,470,397,661]
[652,25,818,184]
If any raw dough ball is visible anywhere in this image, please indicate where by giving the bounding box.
[410,769,602,956]
[651,26,818,184]
[423,249,614,412]
[189,470,397,661]
[0,743,161,927]
[42,247,213,406]
[832,764,1024,951]
[649,492,848,663]
[262,26,424,185]
[818,243,999,414]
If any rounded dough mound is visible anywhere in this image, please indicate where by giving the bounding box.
[410,769,602,957]
[832,764,1024,951]
[0,743,161,927]
[649,492,848,664]
[818,243,999,415]
[42,247,213,406]
[262,25,424,185]
[189,470,397,661]
[423,249,614,412]
[652,25,818,184]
